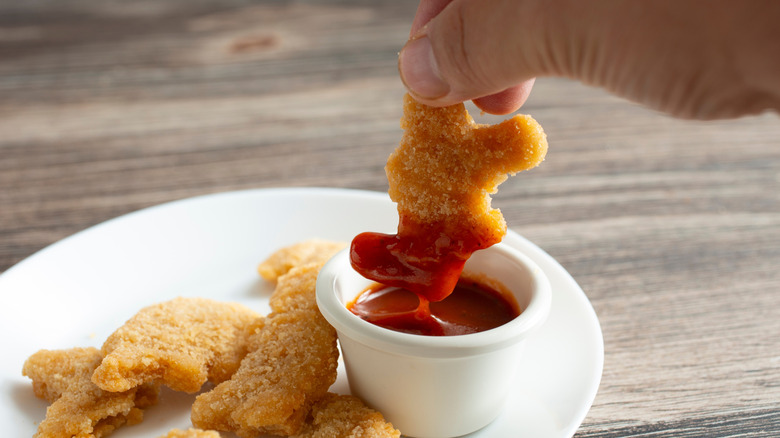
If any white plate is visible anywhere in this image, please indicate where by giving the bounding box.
[0,187,603,438]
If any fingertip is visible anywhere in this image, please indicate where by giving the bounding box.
[472,81,535,115]
[399,36,452,102]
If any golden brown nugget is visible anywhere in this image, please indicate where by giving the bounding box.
[291,393,401,438]
[257,239,346,281]
[92,297,263,393]
[158,428,221,438]
[268,263,323,313]
[387,93,547,236]
[351,94,548,301]
[191,267,339,437]
[22,347,159,438]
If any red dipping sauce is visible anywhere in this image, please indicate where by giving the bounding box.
[348,278,520,336]
[350,215,504,302]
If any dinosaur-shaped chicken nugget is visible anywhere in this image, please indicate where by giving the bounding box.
[23,347,159,438]
[158,428,221,438]
[191,264,339,437]
[351,94,547,301]
[257,239,346,282]
[92,297,262,393]
[291,393,401,438]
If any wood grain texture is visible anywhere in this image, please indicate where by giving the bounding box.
[1,1,779,437]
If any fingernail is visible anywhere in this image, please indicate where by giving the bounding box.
[399,36,450,100]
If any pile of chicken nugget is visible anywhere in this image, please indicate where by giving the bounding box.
[22,239,401,438]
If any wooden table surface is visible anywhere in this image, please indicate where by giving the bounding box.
[2,1,779,437]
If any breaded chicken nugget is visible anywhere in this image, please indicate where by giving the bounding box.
[351,94,548,301]
[268,262,322,313]
[257,239,345,281]
[92,297,262,393]
[291,393,401,438]
[23,347,159,438]
[158,428,221,438]
[191,265,339,437]
[388,93,547,234]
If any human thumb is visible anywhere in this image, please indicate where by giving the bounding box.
[398,0,563,109]
[399,0,780,119]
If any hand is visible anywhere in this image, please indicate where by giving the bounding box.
[399,0,780,119]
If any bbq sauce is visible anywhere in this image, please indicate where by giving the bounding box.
[348,278,519,336]
[350,215,503,302]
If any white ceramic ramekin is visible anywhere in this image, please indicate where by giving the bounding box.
[316,243,551,438]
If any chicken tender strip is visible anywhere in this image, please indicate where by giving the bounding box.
[191,265,339,437]
[257,239,346,281]
[158,428,221,438]
[92,297,263,393]
[22,347,159,438]
[291,393,401,438]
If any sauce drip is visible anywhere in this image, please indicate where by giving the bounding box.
[350,215,502,302]
[348,279,519,336]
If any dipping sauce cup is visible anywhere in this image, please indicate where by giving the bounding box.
[316,243,552,438]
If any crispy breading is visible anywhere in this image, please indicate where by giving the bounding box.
[158,428,221,438]
[268,262,322,313]
[387,93,547,242]
[350,95,548,301]
[291,393,401,438]
[22,347,159,438]
[191,265,339,437]
[257,239,346,281]
[92,297,263,393]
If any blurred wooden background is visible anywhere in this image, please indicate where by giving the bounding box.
[1,0,779,436]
